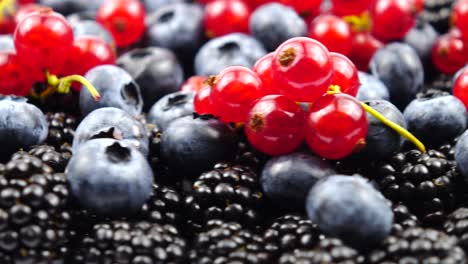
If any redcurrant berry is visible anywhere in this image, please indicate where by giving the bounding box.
[370,0,416,42]
[253,52,278,95]
[349,32,383,71]
[204,0,251,38]
[209,66,265,123]
[0,51,32,96]
[62,36,116,85]
[180,76,207,93]
[272,37,333,103]
[432,32,468,74]
[14,8,73,77]
[245,94,305,156]
[308,14,353,57]
[330,52,359,97]
[305,93,368,160]
[452,0,468,39]
[278,0,322,20]
[453,68,468,110]
[97,0,146,47]
[194,85,214,115]
[331,0,372,16]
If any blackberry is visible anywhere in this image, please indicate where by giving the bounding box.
[45,112,79,149]
[263,214,322,261]
[367,227,466,263]
[0,155,72,263]
[278,237,365,264]
[421,0,456,33]
[189,220,272,264]
[71,221,187,264]
[375,149,460,227]
[28,145,69,173]
[184,163,265,232]
[444,207,468,251]
[391,203,420,234]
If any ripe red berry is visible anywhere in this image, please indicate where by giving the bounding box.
[245,94,305,156]
[349,32,383,71]
[308,14,353,57]
[14,8,73,77]
[278,0,322,19]
[272,37,333,103]
[194,85,215,115]
[180,76,207,93]
[253,52,278,95]
[331,0,372,16]
[330,52,359,97]
[305,93,368,160]
[97,0,146,47]
[209,66,265,123]
[204,0,251,38]
[0,51,32,96]
[453,67,468,110]
[62,36,116,83]
[432,32,468,74]
[452,0,468,39]
[370,0,417,42]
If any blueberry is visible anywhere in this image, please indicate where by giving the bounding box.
[455,130,468,179]
[360,100,406,160]
[146,3,204,60]
[194,33,267,76]
[147,91,194,132]
[66,138,153,216]
[261,152,336,208]
[161,114,238,177]
[356,71,390,101]
[403,94,467,148]
[306,175,393,249]
[370,43,424,110]
[0,35,14,52]
[39,0,103,15]
[249,3,307,51]
[0,96,48,160]
[80,65,143,116]
[142,0,189,13]
[70,20,115,48]
[73,107,149,156]
[117,47,184,111]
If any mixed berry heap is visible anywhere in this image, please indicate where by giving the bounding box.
[0,0,467,263]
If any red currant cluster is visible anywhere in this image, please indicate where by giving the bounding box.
[192,37,422,159]
[432,0,468,74]
[0,0,149,98]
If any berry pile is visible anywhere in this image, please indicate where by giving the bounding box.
[0,0,467,263]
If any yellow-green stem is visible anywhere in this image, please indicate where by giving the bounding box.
[45,72,101,101]
[326,85,426,153]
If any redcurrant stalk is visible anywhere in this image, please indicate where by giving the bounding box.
[327,85,426,153]
[45,71,101,101]
[342,12,371,32]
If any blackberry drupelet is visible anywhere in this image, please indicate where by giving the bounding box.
[278,237,365,264]
[189,220,272,264]
[28,145,69,173]
[375,149,460,227]
[391,203,420,234]
[45,112,79,149]
[0,154,72,263]
[71,221,187,264]
[367,227,466,263]
[262,214,322,261]
[445,207,468,251]
[421,0,456,33]
[184,163,265,232]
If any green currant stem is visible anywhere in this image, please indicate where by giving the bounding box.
[327,85,426,153]
[343,11,371,32]
[45,71,101,101]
